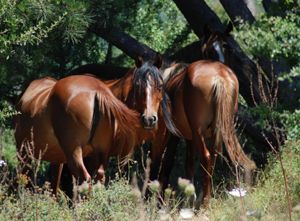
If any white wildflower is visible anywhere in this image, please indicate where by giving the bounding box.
[228,187,247,197]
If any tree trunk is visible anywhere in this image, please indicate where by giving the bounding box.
[219,0,255,25]
[244,0,257,17]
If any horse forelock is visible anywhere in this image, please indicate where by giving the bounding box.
[133,62,163,91]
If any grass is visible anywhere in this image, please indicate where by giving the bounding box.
[1,128,300,220]
[207,140,300,221]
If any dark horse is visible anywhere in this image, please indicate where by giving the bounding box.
[15,75,140,185]
[47,56,178,194]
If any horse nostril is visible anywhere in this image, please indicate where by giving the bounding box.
[141,114,147,123]
[152,116,157,123]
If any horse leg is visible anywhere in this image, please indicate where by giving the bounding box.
[49,163,63,195]
[185,139,196,181]
[192,132,213,207]
[95,153,108,184]
[66,146,91,183]
[159,135,179,190]
[150,133,170,184]
[59,164,74,199]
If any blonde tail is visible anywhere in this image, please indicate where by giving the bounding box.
[212,75,256,171]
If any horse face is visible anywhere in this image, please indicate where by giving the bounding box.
[133,60,164,129]
[201,33,228,63]
[201,23,232,63]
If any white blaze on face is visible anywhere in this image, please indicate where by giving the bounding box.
[213,41,225,63]
[145,74,153,117]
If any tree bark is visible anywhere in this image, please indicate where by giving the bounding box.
[172,0,225,36]
[219,0,255,25]
[68,63,129,79]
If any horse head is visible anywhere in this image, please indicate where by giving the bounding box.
[201,22,233,63]
[131,54,164,129]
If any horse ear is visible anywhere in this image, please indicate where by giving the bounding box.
[203,24,212,41]
[225,21,233,35]
[135,56,143,68]
[153,53,162,69]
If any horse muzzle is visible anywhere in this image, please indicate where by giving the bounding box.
[141,114,157,129]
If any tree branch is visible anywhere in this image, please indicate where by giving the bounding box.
[89,24,157,61]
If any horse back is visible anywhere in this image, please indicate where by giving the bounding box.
[18,77,57,116]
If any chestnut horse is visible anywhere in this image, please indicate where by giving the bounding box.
[156,24,256,205]
[15,75,140,185]
[48,56,178,194]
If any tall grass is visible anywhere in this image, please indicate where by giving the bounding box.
[208,140,300,221]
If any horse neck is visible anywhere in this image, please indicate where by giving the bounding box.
[104,70,134,101]
[163,63,187,93]
[104,78,123,99]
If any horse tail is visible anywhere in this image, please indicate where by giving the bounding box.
[95,86,139,165]
[212,72,256,171]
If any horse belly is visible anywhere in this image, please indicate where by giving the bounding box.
[16,113,66,163]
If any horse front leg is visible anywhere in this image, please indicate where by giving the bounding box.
[158,135,179,190]
[150,132,170,186]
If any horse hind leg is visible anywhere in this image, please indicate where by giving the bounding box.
[84,152,108,184]
[185,139,196,181]
[66,146,91,184]
[191,131,213,207]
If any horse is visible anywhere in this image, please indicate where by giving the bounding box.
[14,75,140,188]
[154,24,256,206]
[48,55,178,195]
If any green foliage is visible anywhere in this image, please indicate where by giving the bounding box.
[0,101,18,127]
[281,110,300,142]
[234,13,300,65]
[0,0,65,60]
[0,129,17,169]
[129,0,196,54]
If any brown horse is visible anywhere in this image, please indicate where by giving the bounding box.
[48,56,178,194]
[15,75,140,186]
[159,60,257,205]
[77,57,177,182]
